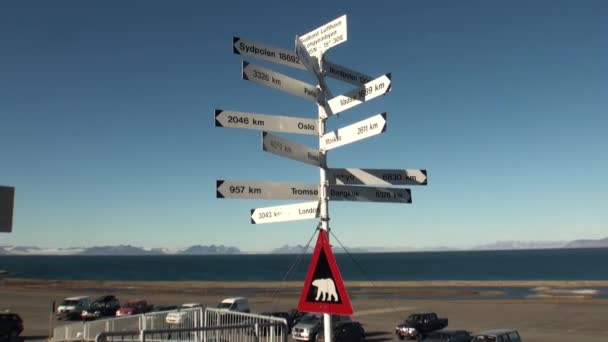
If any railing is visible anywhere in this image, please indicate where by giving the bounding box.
[53,307,286,342]
[94,322,288,342]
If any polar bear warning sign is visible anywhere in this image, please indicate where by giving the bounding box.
[297,229,353,315]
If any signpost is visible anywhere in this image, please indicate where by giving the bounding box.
[250,201,320,224]
[262,132,321,166]
[242,61,319,102]
[329,185,412,203]
[216,180,318,201]
[299,15,348,57]
[215,110,318,135]
[321,113,387,151]
[326,73,392,116]
[328,168,428,186]
[233,36,305,70]
[216,15,428,342]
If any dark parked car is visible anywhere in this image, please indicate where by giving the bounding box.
[317,321,366,342]
[472,329,522,342]
[419,330,471,342]
[395,312,448,340]
[81,295,121,321]
[0,313,24,340]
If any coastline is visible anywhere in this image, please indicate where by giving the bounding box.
[5,278,608,289]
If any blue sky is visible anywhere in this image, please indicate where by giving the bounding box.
[1,1,606,251]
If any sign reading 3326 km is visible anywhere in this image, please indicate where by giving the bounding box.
[242,61,319,102]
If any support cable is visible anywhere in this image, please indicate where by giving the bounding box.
[329,230,407,321]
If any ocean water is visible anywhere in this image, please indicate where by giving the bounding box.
[1,248,607,281]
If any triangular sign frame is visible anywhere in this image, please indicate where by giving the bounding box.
[297,229,353,315]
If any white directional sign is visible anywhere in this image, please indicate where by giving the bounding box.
[329,185,412,203]
[262,132,321,167]
[328,168,428,186]
[215,109,318,135]
[327,73,392,116]
[216,180,319,200]
[233,36,305,70]
[324,60,373,86]
[242,61,320,102]
[300,15,348,57]
[250,201,320,224]
[321,113,387,151]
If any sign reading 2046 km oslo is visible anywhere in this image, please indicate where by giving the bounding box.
[214,14,429,334]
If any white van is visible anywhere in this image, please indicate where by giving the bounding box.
[216,297,250,313]
[56,296,92,320]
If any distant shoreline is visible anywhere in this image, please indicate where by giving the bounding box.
[5,278,608,288]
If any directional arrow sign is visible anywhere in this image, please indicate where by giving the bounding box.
[250,201,320,224]
[262,132,321,167]
[324,60,373,86]
[328,168,428,186]
[233,36,305,70]
[215,110,318,135]
[328,185,412,203]
[242,61,320,102]
[321,113,387,151]
[327,73,392,116]
[300,15,347,57]
[216,180,319,201]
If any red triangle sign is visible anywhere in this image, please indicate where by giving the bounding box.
[297,230,353,315]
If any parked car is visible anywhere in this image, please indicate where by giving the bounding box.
[0,313,23,340]
[216,297,250,313]
[116,300,153,316]
[292,313,352,341]
[56,296,92,320]
[166,303,203,325]
[81,295,121,321]
[419,330,471,342]
[395,312,448,340]
[472,329,522,342]
[316,321,365,342]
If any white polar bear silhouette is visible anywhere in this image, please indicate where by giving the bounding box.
[312,278,338,302]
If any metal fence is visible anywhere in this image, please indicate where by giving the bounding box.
[53,307,286,342]
[95,322,288,342]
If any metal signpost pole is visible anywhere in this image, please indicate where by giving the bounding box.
[317,59,332,342]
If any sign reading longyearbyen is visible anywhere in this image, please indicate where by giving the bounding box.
[300,15,347,57]
[298,229,353,315]
[0,186,15,233]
